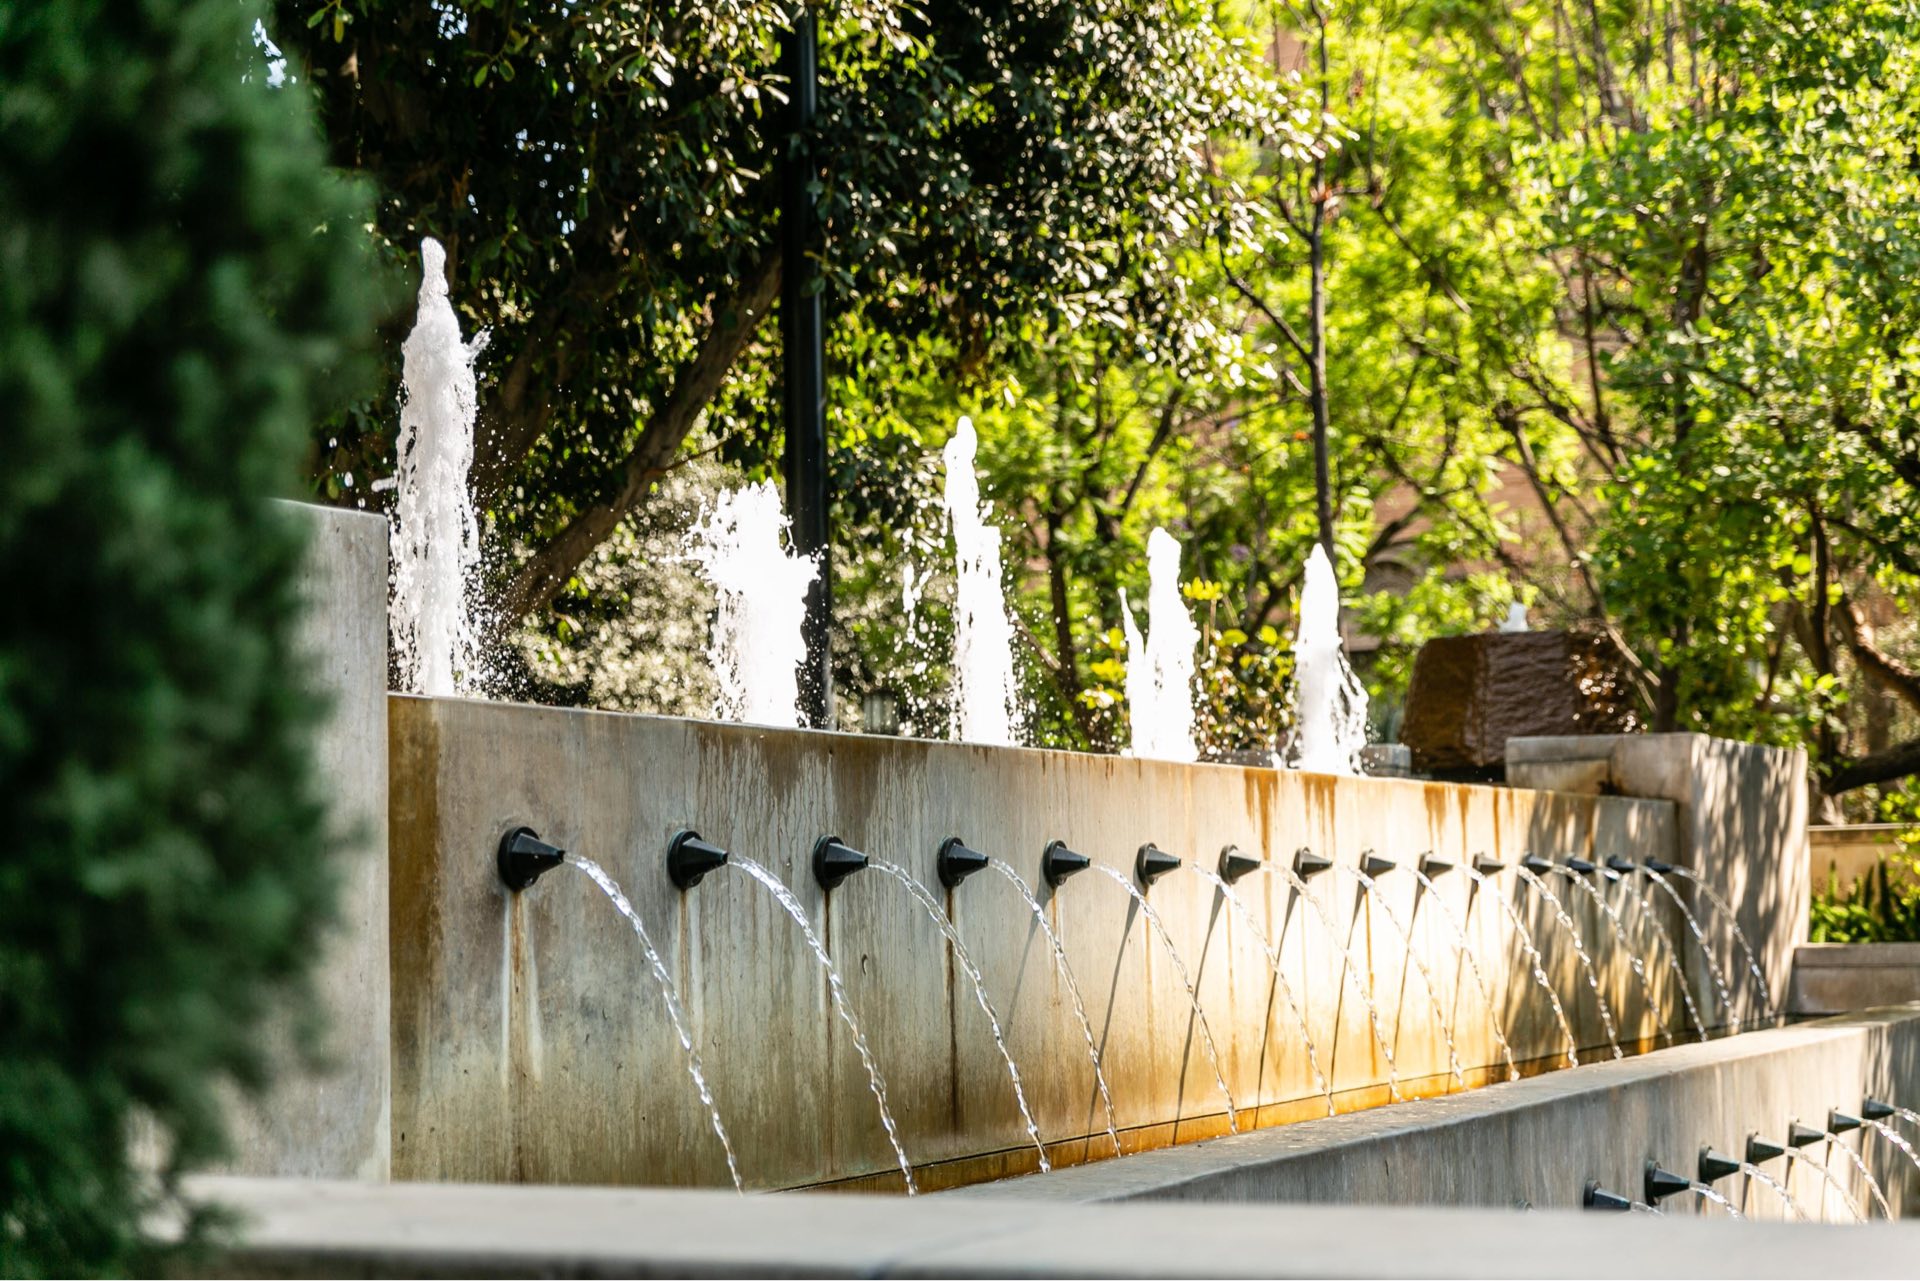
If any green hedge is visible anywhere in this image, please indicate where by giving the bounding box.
[0,1,385,1272]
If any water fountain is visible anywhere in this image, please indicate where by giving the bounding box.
[1121,527,1199,762]
[1286,544,1368,774]
[389,237,488,697]
[942,418,1022,746]
[685,481,818,728]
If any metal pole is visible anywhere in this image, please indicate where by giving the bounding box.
[780,8,832,727]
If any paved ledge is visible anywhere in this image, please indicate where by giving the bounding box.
[1791,948,1920,1017]
[184,1175,1920,1279]
[944,1006,1920,1214]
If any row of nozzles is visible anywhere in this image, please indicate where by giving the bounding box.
[1584,1101,1901,1210]
[498,824,1681,896]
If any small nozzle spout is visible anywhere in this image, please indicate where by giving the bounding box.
[1698,1147,1741,1184]
[498,826,566,891]
[1644,857,1676,875]
[1472,852,1505,876]
[1418,852,1454,877]
[1562,856,1598,876]
[1606,854,1638,876]
[1294,847,1333,879]
[1583,1181,1632,1212]
[1643,1161,1691,1204]
[1136,843,1181,887]
[1746,1134,1786,1165]
[1219,845,1263,883]
[1863,1098,1898,1122]
[812,835,868,891]
[667,830,729,889]
[1787,1122,1824,1149]
[1521,852,1554,876]
[1360,851,1397,878]
[938,837,990,889]
[1042,840,1090,887]
[1828,1109,1863,1135]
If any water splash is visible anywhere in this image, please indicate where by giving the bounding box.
[1091,866,1236,1128]
[1741,1161,1809,1221]
[1460,865,1579,1067]
[1191,867,1335,1115]
[1644,868,1741,1034]
[726,856,916,1192]
[867,858,1048,1171]
[1690,1182,1744,1218]
[1665,866,1775,1022]
[1335,864,1464,1087]
[686,482,818,728]
[1286,545,1368,774]
[1512,863,1622,1059]
[942,418,1021,745]
[564,856,741,1191]
[1271,864,1403,1098]
[1557,872,1670,1047]
[390,237,489,697]
[1407,864,1518,1080]
[1121,528,1199,762]
[986,859,1121,1158]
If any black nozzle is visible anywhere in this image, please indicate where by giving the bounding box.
[1644,857,1676,875]
[1136,843,1181,887]
[1294,847,1333,879]
[1746,1134,1786,1165]
[667,830,729,890]
[1583,1181,1633,1212]
[1828,1109,1863,1135]
[812,835,868,891]
[1521,852,1554,876]
[1864,1098,1898,1122]
[498,826,566,891]
[1644,1161,1691,1203]
[1562,856,1598,876]
[1418,852,1454,877]
[1606,854,1638,876]
[938,836,989,889]
[1698,1147,1741,1184]
[1042,840,1090,887]
[1787,1122,1825,1148]
[1473,852,1506,876]
[1219,845,1263,883]
[1360,851,1396,878]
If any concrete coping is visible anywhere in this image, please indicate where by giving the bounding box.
[1794,945,1920,968]
[186,1174,1920,1279]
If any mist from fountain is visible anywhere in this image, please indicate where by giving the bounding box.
[1121,528,1199,763]
[1512,863,1623,1058]
[867,858,1049,1171]
[1091,866,1237,1128]
[390,237,489,697]
[1191,866,1336,1115]
[985,859,1122,1157]
[566,855,742,1191]
[727,855,916,1192]
[686,482,818,728]
[1406,864,1519,1080]
[942,418,1022,746]
[1286,545,1368,775]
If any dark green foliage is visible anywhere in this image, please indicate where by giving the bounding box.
[1810,861,1920,945]
[0,0,385,1271]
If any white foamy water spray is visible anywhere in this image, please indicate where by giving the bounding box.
[685,481,817,728]
[1121,527,1199,762]
[942,418,1021,745]
[1286,544,1368,774]
[390,237,488,697]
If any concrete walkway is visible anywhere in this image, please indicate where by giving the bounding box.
[188,1175,1920,1278]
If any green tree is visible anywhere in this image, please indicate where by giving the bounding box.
[0,0,384,1270]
